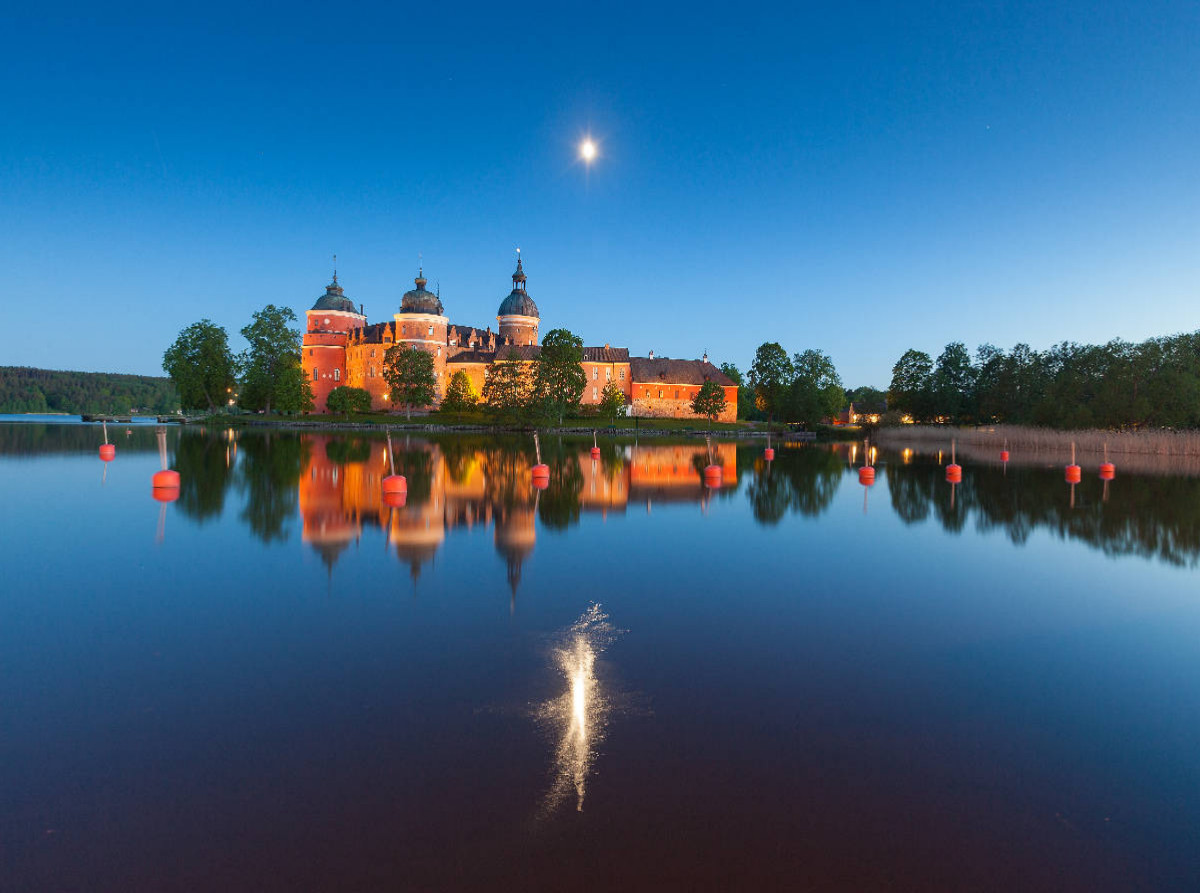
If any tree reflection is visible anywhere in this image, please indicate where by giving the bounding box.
[237,433,308,543]
[173,430,236,523]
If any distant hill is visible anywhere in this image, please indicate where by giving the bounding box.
[0,366,178,415]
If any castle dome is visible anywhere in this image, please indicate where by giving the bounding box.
[312,275,357,313]
[400,269,444,316]
[498,255,539,318]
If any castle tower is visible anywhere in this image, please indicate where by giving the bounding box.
[393,266,450,403]
[303,269,366,412]
[497,251,540,346]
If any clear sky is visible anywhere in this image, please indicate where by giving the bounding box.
[2,1,1197,387]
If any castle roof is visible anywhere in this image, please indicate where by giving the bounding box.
[312,275,357,313]
[583,346,630,363]
[629,358,735,386]
[400,269,444,316]
[498,255,539,318]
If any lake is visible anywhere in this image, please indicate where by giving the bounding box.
[2,420,1199,891]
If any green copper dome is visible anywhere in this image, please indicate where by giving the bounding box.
[497,256,539,318]
[312,277,356,313]
[400,271,444,315]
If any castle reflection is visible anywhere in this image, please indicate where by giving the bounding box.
[298,436,737,590]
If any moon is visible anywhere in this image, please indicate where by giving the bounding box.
[579,138,597,163]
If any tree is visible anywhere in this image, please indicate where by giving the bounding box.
[748,342,793,423]
[845,385,887,409]
[932,341,977,423]
[888,349,934,421]
[719,362,744,386]
[239,305,313,415]
[691,380,727,428]
[162,319,237,412]
[382,345,437,420]
[483,360,535,425]
[533,328,587,424]
[440,370,479,412]
[326,385,372,416]
[598,382,627,423]
[787,349,844,428]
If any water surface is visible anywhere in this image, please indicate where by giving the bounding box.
[2,422,1199,891]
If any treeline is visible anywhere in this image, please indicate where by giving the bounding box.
[0,366,177,415]
[889,333,1200,428]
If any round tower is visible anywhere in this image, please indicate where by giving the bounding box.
[303,270,365,412]
[393,267,449,402]
[497,251,540,346]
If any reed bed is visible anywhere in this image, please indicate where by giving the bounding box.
[876,425,1200,457]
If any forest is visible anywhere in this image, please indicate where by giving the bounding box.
[0,366,178,414]
[888,332,1200,429]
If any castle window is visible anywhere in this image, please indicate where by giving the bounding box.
[674,389,679,399]
[606,368,612,382]
[334,369,340,382]
[619,369,625,381]
[371,349,375,358]
[313,368,319,382]
[369,366,373,377]
[428,325,434,336]
[593,367,598,380]
[592,387,598,401]
[658,389,663,399]
[437,348,441,357]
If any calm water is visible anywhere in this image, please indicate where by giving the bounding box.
[2,420,1199,891]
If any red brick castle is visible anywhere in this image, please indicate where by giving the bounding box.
[301,253,737,422]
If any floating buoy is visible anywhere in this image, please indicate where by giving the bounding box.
[382,474,407,494]
[591,431,601,461]
[946,438,961,481]
[152,485,179,503]
[703,464,723,488]
[152,469,180,488]
[151,427,180,493]
[1000,450,1009,463]
[532,432,550,482]
[1099,443,1115,480]
[383,490,407,508]
[858,466,875,486]
[764,448,775,462]
[533,474,549,491]
[99,443,116,461]
[1065,441,1081,483]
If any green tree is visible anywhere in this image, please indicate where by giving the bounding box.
[440,369,479,412]
[748,342,793,423]
[239,305,313,415]
[845,385,887,408]
[163,319,238,412]
[598,381,627,423]
[787,349,844,427]
[691,380,727,427]
[931,341,977,423]
[483,361,535,424]
[719,362,744,386]
[533,328,587,424]
[888,349,935,422]
[382,345,437,420]
[326,385,372,416]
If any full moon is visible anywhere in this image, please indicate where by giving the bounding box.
[579,139,597,162]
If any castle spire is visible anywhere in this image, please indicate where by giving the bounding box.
[332,253,337,283]
[512,247,526,290]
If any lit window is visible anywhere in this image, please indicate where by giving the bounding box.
[619,369,625,381]
[593,387,598,400]
[437,348,441,357]
[313,368,319,382]
[593,367,598,380]
[334,369,340,381]
[428,325,433,335]
[371,349,375,358]
[658,389,663,398]
[606,369,611,381]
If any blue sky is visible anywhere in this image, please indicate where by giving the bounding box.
[2,1,1197,387]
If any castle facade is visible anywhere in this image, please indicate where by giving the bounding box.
[301,255,737,422]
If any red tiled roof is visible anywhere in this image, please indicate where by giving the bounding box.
[629,358,735,387]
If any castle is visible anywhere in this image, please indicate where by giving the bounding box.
[300,254,737,422]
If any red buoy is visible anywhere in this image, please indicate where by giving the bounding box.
[703,464,723,488]
[590,447,601,460]
[532,462,550,480]
[764,447,775,462]
[1099,462,1116,480]
[1000,450,1009,462]
[151,486,179,503]
[382,474,407,494]
[945,463,962,482]
[858,466,875,486]
[383,490,407,508]
[1065,465,1082,483]
[152,469,180,488]
[99,443,116,461]
[533,475,549,491]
